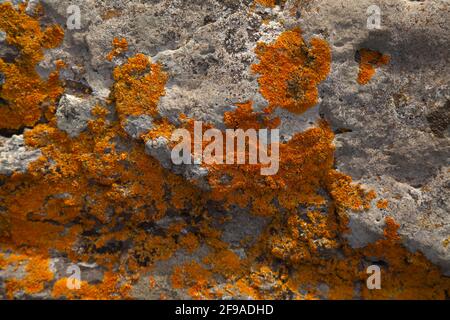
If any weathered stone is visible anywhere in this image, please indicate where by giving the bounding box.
[124,115,154,140]
[0,135,41,176]
[1,0,449,298]
[298,0,449,274]
[56,94,95,138]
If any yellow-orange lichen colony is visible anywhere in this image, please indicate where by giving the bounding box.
[0,2,448,300]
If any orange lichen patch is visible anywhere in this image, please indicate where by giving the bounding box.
[5,255,54,299]
[224,101,280,130]
[0,212,11,239]
[359,217,450,299]
[376,199,389,210]
[207,121,374,216]
[55,59,67,69]
[443,238,450,248]
[112,53,167,124]
[382,216,401,242]
[171,261,215,299]
[101,9,122,21]
[180,233,200,254]
[267,208,341,272]
[107,37,129,61]
[252,28,331,114]
[52,272,131,300]
[23,106,187,222]
[0,170,82,253]
[149,276,156,288]
[256,201,360,299]
[357,48,390,85]
[325,170,377,211]
[225,263,306,300]
[129,232,178,271]
[0,3,63,63]
[0,253,25,274]
[0,2,64,129]
[249,212,450,300]
[1,4,449,301]
[169,221,255,299]
[203,250,243,279]
[255,0,276,8]
[1,101,201,283]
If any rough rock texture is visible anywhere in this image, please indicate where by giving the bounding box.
[0,0,449,300]
[39,0,450,273]
[56,94,95,138]
[124,115,154,140]
[301,0,450,274]
[0,135,41,176]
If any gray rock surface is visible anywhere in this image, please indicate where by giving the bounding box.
[0,135,42,176]
[56,94,95,138]
[124,115,154,140]
[297,0,450,274]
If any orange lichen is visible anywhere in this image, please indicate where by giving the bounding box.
[5,255,54,299]
[357,48,390,85]
[224,101,280,130]
[101,9,122,21]
[255,0,276,8]
[203,250,243,279]
[207,120,373,216]
[112,53,167,124]
[129,232,178,270]
[359,217,450,299]
[180,233,200,254]
[0,2,64,130]
[52,272,131,300]
[0,3,448,301]
[252,28,331,114]
[107,37,128,61]
[376,199,389,210]
[0,213,11,239]
[325,170,377,211]
[171,261,215,299]
[1,97,199,298]
[257,213,450,300]
[142,118,176,141]
[149,276,156,288]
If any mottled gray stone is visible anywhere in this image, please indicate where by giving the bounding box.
[0,135,42,176]
[144,137,173,170]
[56,94,95,138]
[124,115,154,140]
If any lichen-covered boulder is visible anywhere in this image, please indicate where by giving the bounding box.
[0,0,448,300]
